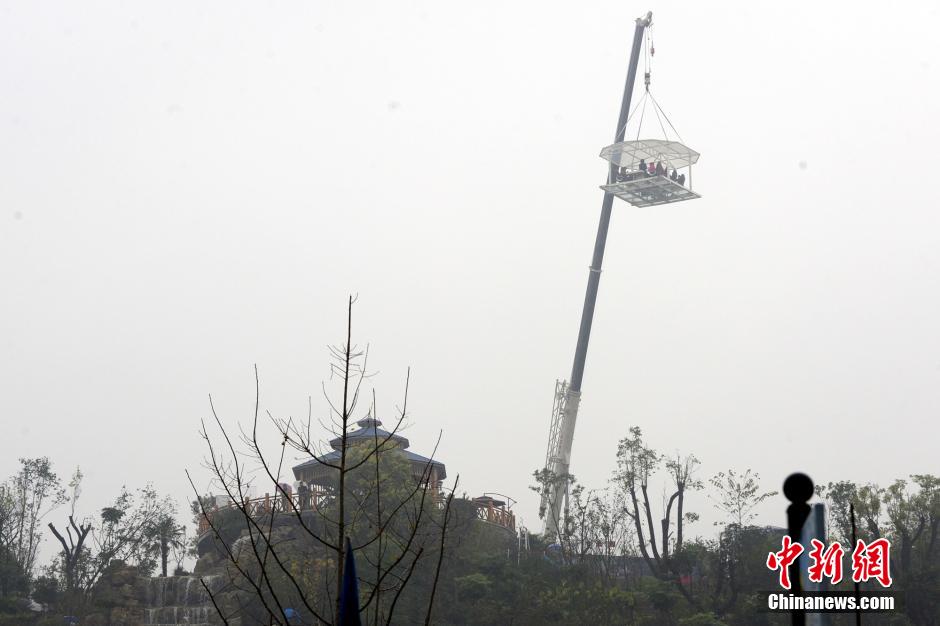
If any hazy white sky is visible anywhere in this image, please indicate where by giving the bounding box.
[2,0,939,555]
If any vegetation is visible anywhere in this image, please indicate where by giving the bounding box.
[193,297,456,625]
[0,450,936,624]
[818,476,940,625]
[0,459,187,623]
[0,304,935,624]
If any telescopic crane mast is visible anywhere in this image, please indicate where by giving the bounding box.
[540,11,653,536]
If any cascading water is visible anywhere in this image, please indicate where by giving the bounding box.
[144,574,222,625]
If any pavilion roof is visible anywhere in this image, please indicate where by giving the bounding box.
[326,416,409,451]
[291,417,446,480]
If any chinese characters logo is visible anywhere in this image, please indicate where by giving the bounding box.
[766,537,892,589]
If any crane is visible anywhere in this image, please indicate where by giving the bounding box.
[539,11,701,537]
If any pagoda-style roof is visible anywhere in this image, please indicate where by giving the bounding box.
[292,417,446,481]
[327,416,409,450]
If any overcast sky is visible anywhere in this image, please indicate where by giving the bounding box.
[2,0,939,558]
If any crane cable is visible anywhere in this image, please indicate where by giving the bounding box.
[617,90,649,142]
[641,24,685,143]
[649,92,684,144]
[616,24,685,146]
[633,95,648,142]
[616,24,654,141]
[650,94,670,143]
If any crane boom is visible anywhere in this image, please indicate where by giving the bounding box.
[540,11,653,537]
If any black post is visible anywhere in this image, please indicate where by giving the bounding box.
[784,473,814,626]
[850,503,862,625]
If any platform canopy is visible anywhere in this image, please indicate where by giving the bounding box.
[600,139,700,170]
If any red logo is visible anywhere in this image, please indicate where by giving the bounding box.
[807,538,844,584]
[851,538,892,587]
[766,536,804,589]
[766,537,892,588]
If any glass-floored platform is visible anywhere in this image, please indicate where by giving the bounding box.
[598,139,701,207]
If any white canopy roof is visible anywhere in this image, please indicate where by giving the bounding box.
[600,139,700,169]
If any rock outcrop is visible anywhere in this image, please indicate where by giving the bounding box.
[84,561,222,626]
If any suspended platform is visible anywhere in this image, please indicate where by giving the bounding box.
[599,139,701,207]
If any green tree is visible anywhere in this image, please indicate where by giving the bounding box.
[0,490,28,603]
[708,469,776,528]
[530,466,572,543]
[143,497,186,577]
[0,545,28,609]
[47,480,180,618]
[30,572,59,608]
[0,458,66,577]
[613,427,701,581]
[821,480,883,543]
[819,475,940,624]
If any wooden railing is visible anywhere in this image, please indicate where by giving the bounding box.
[475,501,516,532]
[197,490,329,535]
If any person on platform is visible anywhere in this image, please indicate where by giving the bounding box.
[298,480,310,510]
[279,482,293,510]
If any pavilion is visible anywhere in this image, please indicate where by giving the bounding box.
[292,416,446,500]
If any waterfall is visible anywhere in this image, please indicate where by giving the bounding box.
[143,574,222,625]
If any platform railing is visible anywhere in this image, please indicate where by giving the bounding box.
[197,490,329,535]
[475,501,516,532]
[437,488,517,532]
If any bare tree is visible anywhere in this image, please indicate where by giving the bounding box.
[547,481,635,577]
[47,517,91,597]
[586,489,634,581]
[47,467,90,597]
[191,297,455,625]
